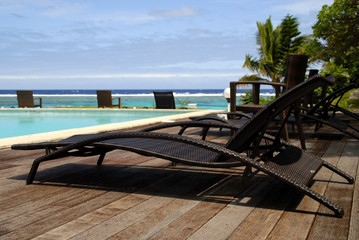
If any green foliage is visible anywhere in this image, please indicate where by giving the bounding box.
[260,95,275,104]
[332,89,359,110]
[243,17,282,82]
[300,36,325,63]
[278,15,306,75]
[239,90,253,104]
[176,98,191,109]
[239,90,275,104]
[311,0,359,84]
[243,15,306,82]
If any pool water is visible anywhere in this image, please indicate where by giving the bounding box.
[0,109,189,138]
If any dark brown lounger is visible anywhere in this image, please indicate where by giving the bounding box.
[12,75,354,217]
[16,90,42,108]
[153,91,176,109]
[96,90,121,108]
[301,83,359,139]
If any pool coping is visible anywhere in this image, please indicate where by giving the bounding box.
[0,109,222,149]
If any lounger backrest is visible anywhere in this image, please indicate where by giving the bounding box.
[17,90,35,108]
[97,90,113,108]
[153,91,176,109]
[307,83,358,116]
[225,75,335,153]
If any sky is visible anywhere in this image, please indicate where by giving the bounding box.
[0,0,333,89]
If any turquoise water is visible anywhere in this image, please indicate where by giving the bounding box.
[0,95,229,110]
[0,109,189,138]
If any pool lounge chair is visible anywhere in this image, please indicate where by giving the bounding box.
[96,90,121,108]
[192,82,359,142]
[16,90,42,108]
[300,83,359,139]
[12,75,354,217]
[153,91,176,109]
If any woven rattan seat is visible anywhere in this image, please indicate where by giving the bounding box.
[264,146,323,186]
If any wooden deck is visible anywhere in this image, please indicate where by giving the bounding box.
[0,121,358,240]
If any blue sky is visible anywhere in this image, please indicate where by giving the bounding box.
[0,0,332,89]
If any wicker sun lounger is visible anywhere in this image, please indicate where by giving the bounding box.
[16,90,42,108]
[301,83,359,139]
[96,90,121,108]
[191,82,359,142]
[12,75,354,217]
[153,91,176,109]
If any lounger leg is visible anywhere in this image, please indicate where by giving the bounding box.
[298,184,345,217]
[241,166,252,183]
[178,126,187,135]
[201,127,210,140]
[323,162,354,184]
[27,160,40,184]
[293,105,306,150]
[97,152,107,166]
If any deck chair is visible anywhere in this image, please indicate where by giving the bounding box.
[12,75,354,217]
[96,90,121,108]
[153,91,176,109]
[16,90,42,108]
[301,83,359,139]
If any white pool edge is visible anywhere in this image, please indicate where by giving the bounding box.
[0,109,222,149]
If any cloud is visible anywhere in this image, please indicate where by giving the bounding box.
[0,0,87,17]
[146,60,245,70]
[10,12,25,18]
[149,6,198,17]
[41,2,86,17]
[0,73,240,80]
[85,6,198,25]
[273,0,332,15]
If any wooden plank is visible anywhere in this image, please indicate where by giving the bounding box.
[308,139,359,240]
[0,189,88,231]
[106,174,239,240]
[186,180,274,240]
[227,183,294,239]
[0,187,76,218]
[1,190,123,239]
[54,168,226,240]
[0,156,175,238]
[349,154,359,240]
[33,193,151,240]
[147,179,271,240]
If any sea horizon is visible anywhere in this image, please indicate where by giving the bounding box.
[0,88,276,96]
[0,89,276,110]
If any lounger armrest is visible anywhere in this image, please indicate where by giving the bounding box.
[33,97,42,108]
[191,112,251,122]
[232,81,287,87]
[29,131,254,169]
[112,97,121,108]
[141,120,239,133]
[224,112,252,119]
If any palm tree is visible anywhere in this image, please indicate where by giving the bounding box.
[243,15,305,82]
[242,17,282,82]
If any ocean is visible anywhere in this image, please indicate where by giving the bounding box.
[0,89,276,110]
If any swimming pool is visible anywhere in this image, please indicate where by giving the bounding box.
[0,109,192,138]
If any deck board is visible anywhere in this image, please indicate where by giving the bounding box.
[308,140,359,240]
[0,119,358,239]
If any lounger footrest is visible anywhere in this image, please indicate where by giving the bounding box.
[264,146,323,186]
